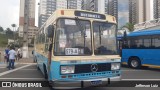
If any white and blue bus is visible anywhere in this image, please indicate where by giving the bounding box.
[121,30,160,69]
[34,9,121,89]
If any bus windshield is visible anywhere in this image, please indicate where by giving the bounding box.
[93,21,117,55]
[54,18,92,56]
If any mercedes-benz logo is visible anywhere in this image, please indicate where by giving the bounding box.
[91,64,98,72]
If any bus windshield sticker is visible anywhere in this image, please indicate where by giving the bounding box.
[65,19,76,25]
[65,48,80,55]
[59,40,66,48]
[59,42,66,47]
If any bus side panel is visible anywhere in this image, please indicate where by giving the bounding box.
[36,52,48,75]
[50,61,61,80]
[122,49,143,64]
[122,49,160,66]
[143,49,160,65]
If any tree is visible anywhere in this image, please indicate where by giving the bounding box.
[11,24,16,29]
[6,28,13,35]
[0,26,4,32]
[122,23,135,32]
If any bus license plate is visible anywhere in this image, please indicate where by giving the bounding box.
[91,80,102,85]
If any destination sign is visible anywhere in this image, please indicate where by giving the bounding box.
[74,11,106,20]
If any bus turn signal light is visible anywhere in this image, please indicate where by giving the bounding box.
[61,10,64,15]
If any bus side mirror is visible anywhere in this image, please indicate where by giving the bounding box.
[47,25,54,38]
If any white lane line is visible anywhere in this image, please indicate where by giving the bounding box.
[0,78,45,80]
[122,70,147,71]
[0,67,5,69]
[16,63,36,65]
[122,79,160,81]
[0,64,33,77]
[20,69,37,70]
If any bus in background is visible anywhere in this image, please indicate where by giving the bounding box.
[121,29,160,69]
[117,35,123,57]
[34,9,121,89]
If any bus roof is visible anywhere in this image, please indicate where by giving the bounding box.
[128,29,160,37]
[43,9,116,27]
[56,9,116,21]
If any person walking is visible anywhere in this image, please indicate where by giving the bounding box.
[17,47,22,61]
[8,47,16,70]
[4,46,10,67]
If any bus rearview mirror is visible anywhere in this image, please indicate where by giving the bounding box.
[47,25,54,38]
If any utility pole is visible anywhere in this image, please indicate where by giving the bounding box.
[23,0,29,58]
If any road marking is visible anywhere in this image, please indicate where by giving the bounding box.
[17,63,36,65]
[0,78,45,80]
[20,69,37,70]
[0,64,34,77]
[122,79,160,81]
[0,67,5,69]
[122,70,147,71]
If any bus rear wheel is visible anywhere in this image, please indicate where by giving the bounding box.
[129,57,141,69]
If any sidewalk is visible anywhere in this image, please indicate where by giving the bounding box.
[15,57,35,64]
[0,57,35,65]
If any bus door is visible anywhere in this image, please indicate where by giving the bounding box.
[47,25,55,80]
[118,40,122,57]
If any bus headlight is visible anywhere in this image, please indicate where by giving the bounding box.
[61,66,75,74]
[111,63,120,70]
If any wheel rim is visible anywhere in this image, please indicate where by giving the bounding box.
[131,60,138,68]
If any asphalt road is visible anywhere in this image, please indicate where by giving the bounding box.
[0,63,160,90]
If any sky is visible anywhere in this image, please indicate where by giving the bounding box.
[0,0,20,30]
[0,0,128,30]
[118,0,129,29]
[0,0,39,30]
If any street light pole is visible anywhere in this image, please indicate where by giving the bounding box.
[23,0,29,58]
[11,24,16,47]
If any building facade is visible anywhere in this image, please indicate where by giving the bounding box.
[38,0,82,28]
[19,0,38,42]
[38,0,57,28]
[153,0,160,19]
[81,0,118,23]
[129,0,154,24]
[106,0,118,21]
[67,0,81,9]
[129,0,137,24]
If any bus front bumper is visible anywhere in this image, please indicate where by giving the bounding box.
[51,76,121,89]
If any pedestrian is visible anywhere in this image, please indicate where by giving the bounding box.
[8,47,16,70]
[17,47,22,61]
[4,46,10,67]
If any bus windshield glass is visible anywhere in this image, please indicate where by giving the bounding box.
[93,21,117,55]
[54,18,92,56]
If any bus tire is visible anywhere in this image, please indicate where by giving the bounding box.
[43,64,48,79]
[128,57,141,69]
[37,65,40,70]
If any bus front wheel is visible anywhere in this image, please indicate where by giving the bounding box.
[43,64,48,79]
[128,57,141,69]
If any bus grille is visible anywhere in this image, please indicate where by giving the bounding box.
[75,63,111,74]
